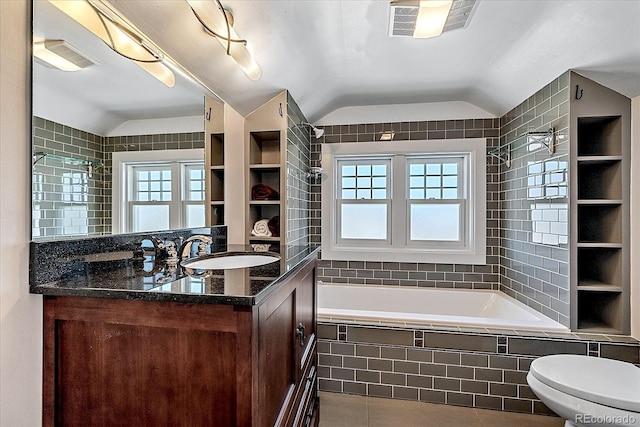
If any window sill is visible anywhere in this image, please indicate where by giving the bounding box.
[321,245,487,265]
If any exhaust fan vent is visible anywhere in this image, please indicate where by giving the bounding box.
[389,0,478,37]
[389,6,419,37]
[34,40,97,70]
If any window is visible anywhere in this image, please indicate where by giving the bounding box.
[337,159,391,243]
[112,149,205,233]
[322,139,486,264]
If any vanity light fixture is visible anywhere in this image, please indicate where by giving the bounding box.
[413,0,453,38]
[48,0,176,87]
[33,40,97,71]
[186,0,261,81]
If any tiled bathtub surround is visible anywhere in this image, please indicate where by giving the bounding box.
[499,71,571,327]
[317,260,499,290]
[312,73,574,325]
[312,119,501,290]
[32,116,205,237]
[317,322,640,415]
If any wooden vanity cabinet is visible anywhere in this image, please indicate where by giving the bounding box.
[42,257,318,427]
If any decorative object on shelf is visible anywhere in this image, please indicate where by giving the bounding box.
[186,0,261,81]
[251,219,272,237]
[267,215,280,237]
[252,183,279,200]
[49,0,175,87]
[251,243,271,252]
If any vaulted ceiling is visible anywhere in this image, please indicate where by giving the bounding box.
[34,0,640,132]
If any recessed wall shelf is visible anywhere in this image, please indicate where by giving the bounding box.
[569,72,630,335]
[489,127,556,168]
[204,98,226,228]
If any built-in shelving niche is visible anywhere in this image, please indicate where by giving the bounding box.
[209,132,225,225]
[576,116,622,156]
[573,108,628,334]
[577,160,622,200]
[576,204,622,244]
[577,291,623,333]
[248,130,282,243]
[577,247,622,289]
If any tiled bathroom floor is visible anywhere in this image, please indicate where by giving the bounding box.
[318,392,564,427]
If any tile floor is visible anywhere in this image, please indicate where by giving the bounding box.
[318,392,564,427]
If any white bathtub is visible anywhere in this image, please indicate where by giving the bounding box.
[317,284,569,332]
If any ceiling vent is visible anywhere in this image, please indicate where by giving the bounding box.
[389,0,478,37]
[33,40,98,71]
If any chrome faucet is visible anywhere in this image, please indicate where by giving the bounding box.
[178,235,213,260]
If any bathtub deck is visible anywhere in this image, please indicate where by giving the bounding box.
[319,392,564,427]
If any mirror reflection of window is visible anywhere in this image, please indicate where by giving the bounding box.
[125,161,205,233]
[32,1,217,238]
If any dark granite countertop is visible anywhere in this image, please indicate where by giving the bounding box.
[31,241,319,306]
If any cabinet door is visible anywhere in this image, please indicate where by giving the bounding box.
[258,286,297,427]
[293,260,317,375]
[42,297,251,427]
[257,257,317,427]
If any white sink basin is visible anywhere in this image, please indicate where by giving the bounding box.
[181,253,280,270]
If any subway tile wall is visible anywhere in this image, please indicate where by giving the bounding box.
[499,71,571,327]
[285,92,312,256]
[317,321,640,415]
[32,115,205,237]
[32,116,105,238]
[310,119,502,290]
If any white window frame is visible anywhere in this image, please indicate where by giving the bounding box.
[112,149,204,234]
[336,157,392,246]
[321,139,486,264]
[405,156,466,249]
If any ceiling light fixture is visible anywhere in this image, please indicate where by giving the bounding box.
[389,0,475,39]
[413,0,453,38]
[33,39,97,71]
[186,0,261,81]
[48,0,175,87]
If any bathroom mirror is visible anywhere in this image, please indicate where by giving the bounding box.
[31,0,223,239]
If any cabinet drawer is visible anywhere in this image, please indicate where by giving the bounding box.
[292,365,318,427]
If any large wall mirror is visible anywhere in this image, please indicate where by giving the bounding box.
[32,0,223,239]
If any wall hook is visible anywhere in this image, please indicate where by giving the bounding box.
[205,107,212,121]
[575,85,583,100]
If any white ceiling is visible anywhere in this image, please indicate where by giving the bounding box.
[34,0,640,132]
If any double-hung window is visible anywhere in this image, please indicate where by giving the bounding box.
[406,157,465,247]
[112,149,205,233]
[337,159,391,244]
[322,139,486,264]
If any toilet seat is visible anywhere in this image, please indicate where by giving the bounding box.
[529,354,640,412]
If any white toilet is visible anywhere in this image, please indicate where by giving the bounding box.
[527,354,640,427]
